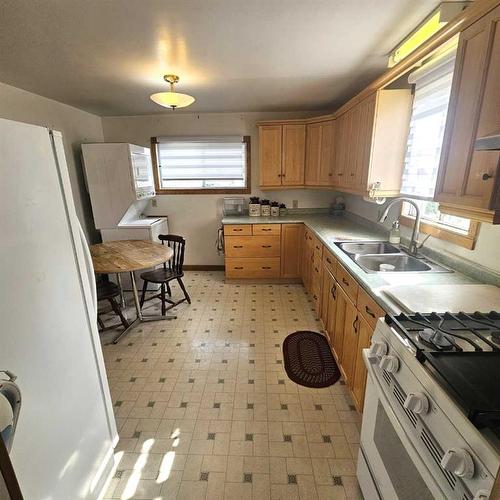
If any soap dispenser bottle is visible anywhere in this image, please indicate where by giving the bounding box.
[389,219,401,245]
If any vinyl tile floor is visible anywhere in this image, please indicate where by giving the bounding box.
[99,271,363,500]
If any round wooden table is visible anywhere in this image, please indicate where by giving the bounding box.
[90,240,175,343]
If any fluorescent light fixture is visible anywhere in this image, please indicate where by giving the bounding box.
[388,2,470,67]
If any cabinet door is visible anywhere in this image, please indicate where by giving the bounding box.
[321,271,337,345]
[310,252,323,316]
[282,124,306,186]
[281,224,303,278]
[435,5,500,211]
[332,284,349,362]
[300,229,311,288]
[319,120,336,185]
[321,268,332,328]
[259,125,283,187]
[305,123,322,185]
[353,95,376,192]
[341,297,359,385]
[352,315,373,411]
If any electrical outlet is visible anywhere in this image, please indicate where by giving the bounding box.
[292,200,298,208]
[151,198,158,208]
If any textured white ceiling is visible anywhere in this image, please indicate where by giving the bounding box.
[0,0,440,116]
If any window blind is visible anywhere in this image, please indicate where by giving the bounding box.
[400,48,457,199]
[156,136,247,187]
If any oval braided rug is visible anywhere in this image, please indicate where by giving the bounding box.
[282,331,340,388]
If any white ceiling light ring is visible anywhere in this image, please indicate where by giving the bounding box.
[150,74,195,110]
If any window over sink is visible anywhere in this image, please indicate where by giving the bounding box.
[399,39,479,249]
[152,135,250,194]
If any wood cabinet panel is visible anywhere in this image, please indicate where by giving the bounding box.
[259,125,282,187]
[305,123,322,185]
[225,235,281,258]
[435,5,500,221]
[280,224,303,278]
[332,285,349,363]
[282,124,306,186]
[225,257,280,279]
[357,287,385,330]
[322,249,337,276]
[336,262,359,305]
[224,224,252,236]
[253,224,281,235]
[319,120,336,185]
[352,315,372,411]
[341,299,359,385]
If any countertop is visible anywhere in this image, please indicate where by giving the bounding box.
[222,213,479,314]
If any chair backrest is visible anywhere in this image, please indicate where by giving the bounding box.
[158,234,186,273]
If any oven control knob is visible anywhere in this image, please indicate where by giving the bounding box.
[440,448,475,479]
[368,341,388,363]
[403,392,429,414]
[379,355,399,373]
[473,490,490,500]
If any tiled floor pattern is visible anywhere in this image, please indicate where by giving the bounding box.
[100,271,363,500]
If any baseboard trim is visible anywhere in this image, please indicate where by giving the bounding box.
[184,265,225,271]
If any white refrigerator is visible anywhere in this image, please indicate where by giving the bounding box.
[0,118,117,499]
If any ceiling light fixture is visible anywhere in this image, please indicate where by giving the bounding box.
[150,74,195,110]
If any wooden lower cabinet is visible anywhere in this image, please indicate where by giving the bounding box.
[352,315,372,411]
[281,224,302,278]
[225,257,280,279]
[332,285,349,363]
[338,292,358,383]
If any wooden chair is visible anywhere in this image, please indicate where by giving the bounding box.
[139,234,191,315]
[97,279,130,331]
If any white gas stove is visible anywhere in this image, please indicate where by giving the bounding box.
[357,312,500,500]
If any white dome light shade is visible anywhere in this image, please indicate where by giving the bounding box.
[150,74,195,110]
[150,91,195,109]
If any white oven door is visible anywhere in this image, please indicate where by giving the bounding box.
[359,351,446,500]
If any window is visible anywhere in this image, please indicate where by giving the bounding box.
[399,42,479,249]
[152,136,250,194]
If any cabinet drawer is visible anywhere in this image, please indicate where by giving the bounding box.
[253,224,281,235]
[225,235,281,258]
[357,287,385,330]
[225,258,280,279]
[310,234,323,256]
[224,224,252,236]
[336,262,359,304]
[323,249,337,275]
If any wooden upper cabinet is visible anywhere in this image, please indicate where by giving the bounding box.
[259,125,282,187]
[435,5,500,224]
[259,123,306,188]
[282,124,306,186]
[334,89,413,197]
[305,122,322,185]
[305,120,336,186]
[319,120,336,185]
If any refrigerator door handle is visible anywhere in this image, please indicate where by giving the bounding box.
[77,221,97,317]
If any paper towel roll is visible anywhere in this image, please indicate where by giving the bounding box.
[0,393,13,433]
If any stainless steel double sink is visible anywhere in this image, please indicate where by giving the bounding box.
[335,241,451,274]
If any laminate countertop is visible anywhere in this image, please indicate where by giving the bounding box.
[222,213,481,314]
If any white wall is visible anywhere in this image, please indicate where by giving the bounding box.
[102,112,337,265]
[0,82,104,241]
[341,192,500,274]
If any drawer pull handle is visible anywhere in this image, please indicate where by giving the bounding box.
[234,266,244,270]
[233,245,243,248]
[233,229,243,231]
[314,267,319,273]
[313,294,318,300]
[326,258,332,264]
[353,316,359,334]
[365,305,376,318]
[262,245,272,248]
[262,266,271,270]
[331,283,337,299]
[342,278,349,286]
[261,228,272,231]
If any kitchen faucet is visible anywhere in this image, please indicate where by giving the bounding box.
[378,197,422,256]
